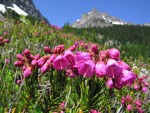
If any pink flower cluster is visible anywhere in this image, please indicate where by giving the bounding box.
[134,75,149,93]
[0,36,10,46]
[121,94,144,113]
[14,42,137,89]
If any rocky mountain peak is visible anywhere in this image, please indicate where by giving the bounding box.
[0,0,49,23]
[72,8,128,28]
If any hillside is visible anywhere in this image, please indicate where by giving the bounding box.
[63,25,150,61]
[0,2,149,112]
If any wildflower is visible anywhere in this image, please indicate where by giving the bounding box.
[121,69,136,86]
[107,48,120,60]
[89,109,101,113]
[23,67,32,78]
[118,60,130,70]
[40,62,50,73]
[136,107,144,113]
[38,56,48,68]
[5,59,10,64]
[126,95,133,102]
[75,51,91,63]
[44,46,52,54]
[23,49,31,58]
[126,104,132,111]
[95,61,106,78]
[34,54,40,60]
[31,59,38,67]
[91,44,99,54]
[105,59,123,78]
[121,96,126,104]
[14,61,24,67]
[106,78,114,89]
[134,100,142,107]
[64,50,75,68]
[77,60,95,77]
[16,54,24,61]
[143,81,149,87]
[134,84,140,90]
[53,55,68,70]
[68,45,77,51]
[142,87,148,93]
[3,39,10,43]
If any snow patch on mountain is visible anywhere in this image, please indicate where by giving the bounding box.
[0,3,28,16]
[72,8,128,28]
[0,4,6,13]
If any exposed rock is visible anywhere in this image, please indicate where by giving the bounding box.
[72,8,128,28]
[0,0,49,23]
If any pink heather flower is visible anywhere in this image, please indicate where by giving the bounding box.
[134,100,142,107]
[121,96,126,104]
[16,54,24,61]
[22,65,27,71]
[23,67,32,78]
[77,60,95,77]
[14,61,24,67]
[107,48,120,60]
[59,102,65,107]
[142,87,148,93]
[48,54,56,63]
[30,54,35,60]
[134,84,140,90]
[40,63,50,73]
[127,104,132,111]
[74,42,79,46]
[44,46,52,54]
[64,50,75,68]
[89,109,101,113]
[106,78,114,89]
[143,81,149,87]
[38,57,47,68]
[100,50,108,60]
[60,44,65,52]
[0,36,3,41]
[3,39,10,43]
[35,54,40,60]
[75,51,91,63]
[5,59,10,64]
[136,107,144,113]
[3,31,9,35]
[16,80,21,84]
[91,44,98,54]
[68,45,77,51]
[118,61,130,70]
[53,55,68,70]
[23,49,30,58]
[31,59,38,66]
[95,61,106,78]
[126,95,133,102]
[141,75,148,79]
[121,70,136,86]
[105,59,123,78]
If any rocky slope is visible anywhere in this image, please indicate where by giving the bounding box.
[0,0,49,23]
[72,8,129,28]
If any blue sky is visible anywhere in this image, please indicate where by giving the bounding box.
[33,0,150,27]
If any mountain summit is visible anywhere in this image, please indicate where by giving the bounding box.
[0,0,49,23]
[72,8,128,28]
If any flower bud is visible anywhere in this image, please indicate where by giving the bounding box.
[44,46,52,54]
[14,61,24,67]
[16,54,24,61]
[108,48,120,60]
[23,67,32,78]
[127,104,132,111]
